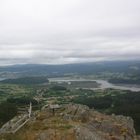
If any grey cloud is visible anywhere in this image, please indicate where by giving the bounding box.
[0,0,140,65]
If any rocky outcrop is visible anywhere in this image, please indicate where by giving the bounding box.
[63,104,136,140]
[0,104,139,140]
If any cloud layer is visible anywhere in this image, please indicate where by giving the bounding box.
[0,0,140,65]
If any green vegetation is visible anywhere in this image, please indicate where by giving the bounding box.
[72,95,112,109]
[7,97,38,105]
[50,85,67,91]
[0,102,17,126]
[0,84,36,103]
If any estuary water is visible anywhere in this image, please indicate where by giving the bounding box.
[49,78,140,92]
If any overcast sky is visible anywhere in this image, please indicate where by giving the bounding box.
[0,0,140,65]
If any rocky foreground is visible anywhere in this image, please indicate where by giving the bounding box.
[0,104,140,140]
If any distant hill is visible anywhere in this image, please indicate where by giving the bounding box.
[0,61,140,79]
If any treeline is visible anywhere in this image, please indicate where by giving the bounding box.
[0,76,49,85]
[7,97,38,105]
[50,85,67,91]
[109,78,140,85]
[0,102,17,126]
[72,95,112,109]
